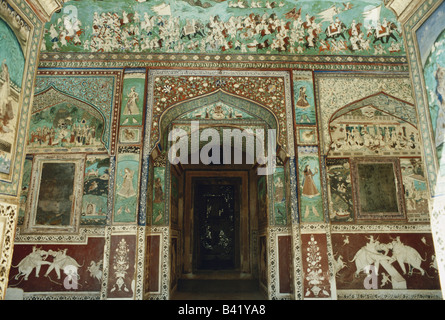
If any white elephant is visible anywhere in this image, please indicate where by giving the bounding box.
[350,240,394,277]
[44,249,83,280]
[389,240,426,276]
[13,247,51,281]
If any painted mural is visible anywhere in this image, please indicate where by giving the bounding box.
[257,175,267,227]
[120,70,145,126]
[18,157,32,223]
[28,102,104,151]
[107,235,135,298]
[293,70,316,125]
[298,146,323,223]
[82,155,110,225]
[179,101,254,120]
[273,167,286,225]
[417,1,445,195]
[0,17,25,178]
[114,147,140,223]
[326,158,353,222]
[400,158,429,223]
[8,238,105,292]
[149,72,288,153]
[41,0,404,57]
[152,167,166,225]
[301,233,331,298]
[32,71,120,154]
[332,233,440,290]
[328,95,420,157]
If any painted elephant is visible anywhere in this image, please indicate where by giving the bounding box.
[350,243,393,277]
[13,247,51,281]
[389,240,426,276]
[44,249,83,280]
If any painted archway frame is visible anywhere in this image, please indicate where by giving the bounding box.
[139,69,299,299]
[139,69,298,225]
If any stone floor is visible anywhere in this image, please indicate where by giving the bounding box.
[171,275,267,300]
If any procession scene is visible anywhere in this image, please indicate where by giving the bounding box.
[42,0,404,56]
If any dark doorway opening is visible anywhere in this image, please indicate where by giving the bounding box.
[193,178,241,271]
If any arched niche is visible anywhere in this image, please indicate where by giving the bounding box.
[29,86,108,152]
[154,89,281,157]
[327,92,420,157]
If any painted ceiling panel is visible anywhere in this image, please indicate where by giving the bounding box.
[41,0,405,56]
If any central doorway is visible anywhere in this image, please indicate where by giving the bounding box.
[193,178,241,271]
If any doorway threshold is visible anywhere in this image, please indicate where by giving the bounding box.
[181,271,254,280]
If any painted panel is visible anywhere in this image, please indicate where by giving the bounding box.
[170,171,179,227]
[301,233,331,298]
[326,158,353,222]
[8,238,105,292]
[28,101,105,150]
[293,70,316,125]
[278,235,291,294]
[120,71,145,126]
[259,235,267,289]
[298,146,323,223]
[416,1,445,195]
[82,155,110,225]
[332,233,441,290]
[0,17,25,179]
[257,175,267,227]
[41,1,404,57]
[328,100,420,157]
[18,157,33,223]
[33,72,119,153]
[400,158,429,223]
[152,167,166,225]
[114,146,140,223]
[107,235,136,298]
[273,167,286,226]
[145,234,160,294]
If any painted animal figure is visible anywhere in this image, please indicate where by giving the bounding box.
[13,247,51,281]
[350,242,393,277]
[44,249,83,280]
[389,240,426,276]
[368,22,399,44]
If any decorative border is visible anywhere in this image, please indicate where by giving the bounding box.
[0,201,17,299]
[403,0,443,197]
[37,52,410,72]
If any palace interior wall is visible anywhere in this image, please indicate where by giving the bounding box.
[1,0,445,300]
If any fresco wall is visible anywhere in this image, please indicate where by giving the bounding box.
[5,0,443,300]
[403,0,445,294]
